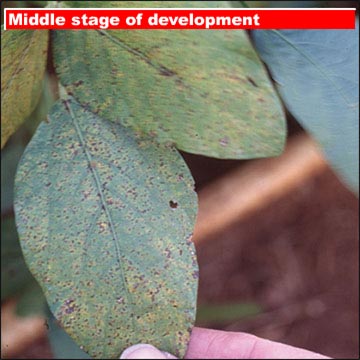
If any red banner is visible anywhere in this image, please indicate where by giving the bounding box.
[4,8,356,30]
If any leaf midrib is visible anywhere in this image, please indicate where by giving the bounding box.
[62,98,138,333]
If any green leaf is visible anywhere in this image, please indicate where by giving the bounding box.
[1,29,49,148]
[1,117,48,314]
[252,27,359,193]
[196,302,261,324]
[53,1,286,159]
[48,314,92,359]
[1,217,35,300]
[1,143,25,214]
[15,281,47,317]
[14,97,198,358]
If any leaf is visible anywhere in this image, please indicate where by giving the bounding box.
[1,29,49,149]
[48,314,92,359]
[15,281,47,317]
[252,27,359,193]
[14,96,198,358]
[1,217,35,300]
[53,1,286,159]
[1,143,25,214]
[196,302,261,324]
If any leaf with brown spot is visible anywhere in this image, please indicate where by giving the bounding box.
[14,97,198,358]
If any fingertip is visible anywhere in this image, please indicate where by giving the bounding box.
[186,327,330,359]
[120,344,176,359]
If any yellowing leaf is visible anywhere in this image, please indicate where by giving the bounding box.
[53,1,286,159]
[1,29,49,148]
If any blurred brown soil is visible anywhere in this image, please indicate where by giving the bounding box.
[195,167,359,359]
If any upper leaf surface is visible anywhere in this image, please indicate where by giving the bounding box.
[252,28,359,193]
[1,29,49,148]
[53,1,286,159]
[14,97,198,358]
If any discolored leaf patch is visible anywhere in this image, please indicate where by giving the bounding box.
[53,1,286,159]
[14,97,198,358]
[1,29,49,148]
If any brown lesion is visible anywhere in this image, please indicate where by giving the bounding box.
[246,76,258,87]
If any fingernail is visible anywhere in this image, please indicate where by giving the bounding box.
[120,344,176,359]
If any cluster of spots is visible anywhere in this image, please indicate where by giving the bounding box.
[64,298,76,314]
[56,297,78,323]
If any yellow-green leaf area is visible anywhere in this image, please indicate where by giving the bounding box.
[14,97,198,358]
[1,29,49,148]
[54,1,286,159]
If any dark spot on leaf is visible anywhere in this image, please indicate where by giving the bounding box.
[247,76,258,87]
[169,200,178,209]
[219,136,229,147]
[65,306,75,314]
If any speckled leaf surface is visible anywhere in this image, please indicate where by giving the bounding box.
[53,1,286,159]
[252,28,359,193]
[1,29,49,148]
[14,97,198,359]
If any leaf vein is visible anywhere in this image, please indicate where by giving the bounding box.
[63,98,138,332]
[97,30,180,78]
